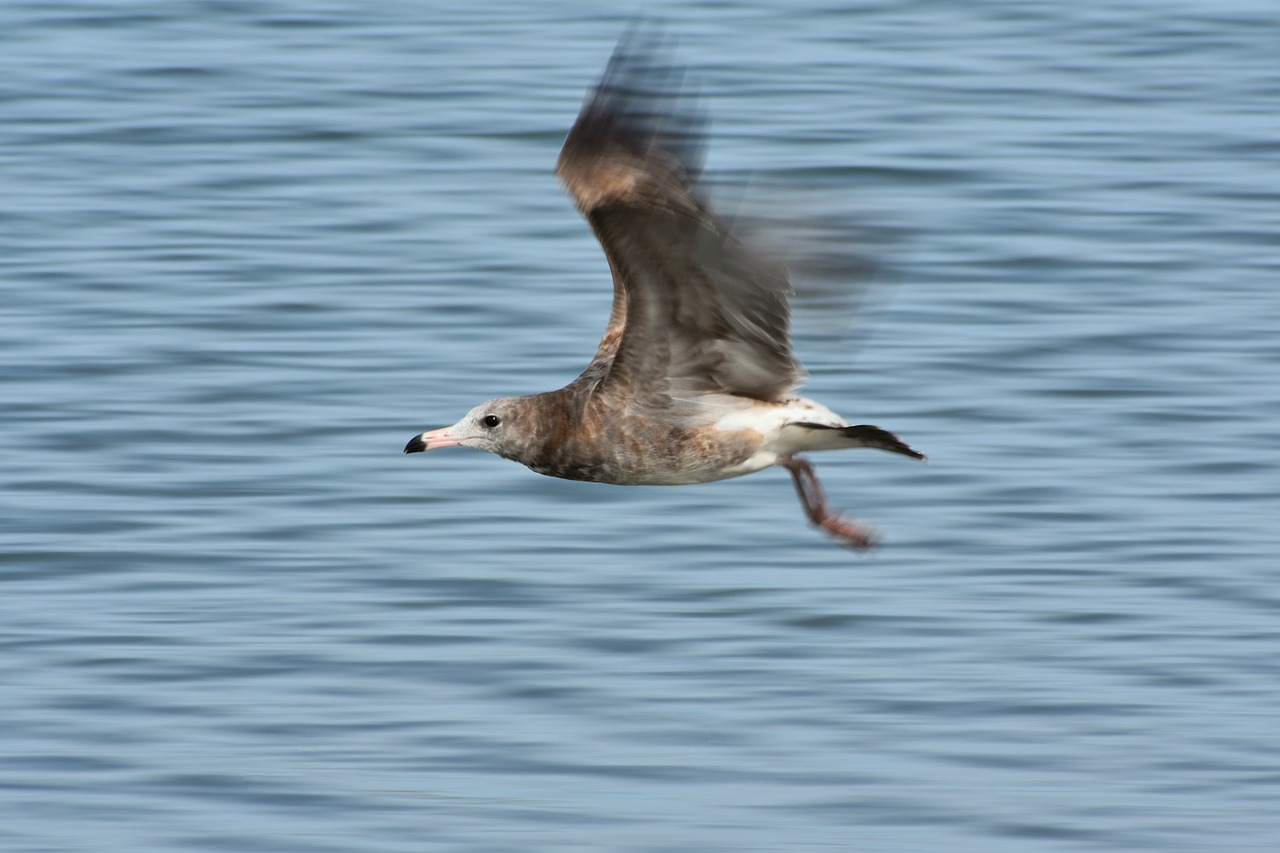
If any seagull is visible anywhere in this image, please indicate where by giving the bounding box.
[405,31,924,548]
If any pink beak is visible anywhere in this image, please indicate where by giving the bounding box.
[404,426,465,454]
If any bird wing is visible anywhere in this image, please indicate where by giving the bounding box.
[555,31,803,412]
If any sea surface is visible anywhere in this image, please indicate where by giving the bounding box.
[4,2,1279,851]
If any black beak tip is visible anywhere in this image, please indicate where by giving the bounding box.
[404,435,427,454]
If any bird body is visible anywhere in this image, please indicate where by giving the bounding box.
[409,390,872,488]
[405,30,923,547]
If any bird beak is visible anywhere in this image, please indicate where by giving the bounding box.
[404,426,465,454]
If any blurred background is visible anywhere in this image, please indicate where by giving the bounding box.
[3,1,1278,850]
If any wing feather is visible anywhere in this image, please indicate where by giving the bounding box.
[555,29,802,407]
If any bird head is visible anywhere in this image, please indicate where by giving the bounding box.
[403,397,526,458]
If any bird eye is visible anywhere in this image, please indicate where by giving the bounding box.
[481,414,501,428]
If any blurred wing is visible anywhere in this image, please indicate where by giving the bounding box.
[555,29,802,409]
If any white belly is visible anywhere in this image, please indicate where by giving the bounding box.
[710,396,850,478]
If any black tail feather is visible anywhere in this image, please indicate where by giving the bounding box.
[843,425,925,460]
[792,422,926,461]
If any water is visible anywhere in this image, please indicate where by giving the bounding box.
[4,1,1279,850]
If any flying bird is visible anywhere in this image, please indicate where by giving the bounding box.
[405,32,924,548]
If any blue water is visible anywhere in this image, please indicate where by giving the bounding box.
[4,2,1279,851]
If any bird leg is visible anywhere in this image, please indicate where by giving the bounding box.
[781,456,878,549]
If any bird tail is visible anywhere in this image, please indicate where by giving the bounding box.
[780,422,926,461]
